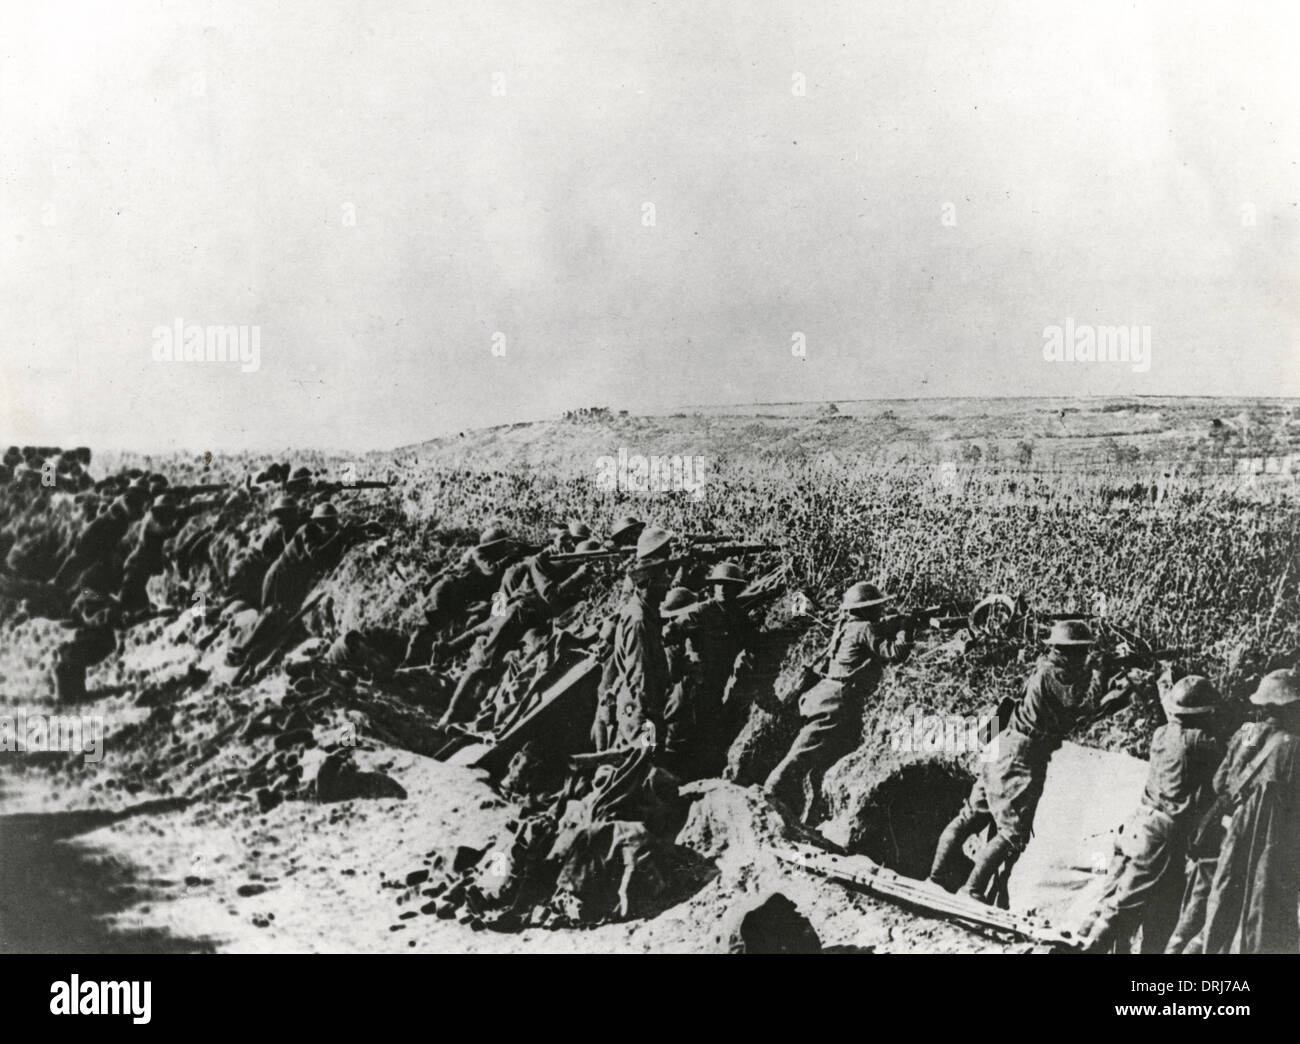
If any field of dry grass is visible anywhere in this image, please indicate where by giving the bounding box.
[5,396,1298,951]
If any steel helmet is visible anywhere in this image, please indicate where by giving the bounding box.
[151,493,179,513]
[635,525,674,562]
[1251,669,1300,708]
[660,586,698,618]
[1045,619,1094,646]
[269,494,298,516]
[1162,675,1219,719]
[477,525,511,548]
[567,520,592,540]
[574,539,603,554]
[708,561,748,586]
[842,581,893,610]
[311,502,340,522]
[610,515,646,545]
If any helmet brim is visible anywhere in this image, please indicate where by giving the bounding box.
[843,594,894,609]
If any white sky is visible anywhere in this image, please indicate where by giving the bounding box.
[0,0,1296,451]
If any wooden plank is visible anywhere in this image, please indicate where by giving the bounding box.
[470,655,603,775]
[774,841,1080,949]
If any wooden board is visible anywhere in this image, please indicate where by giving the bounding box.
[774,840,1080,949]
[470,655,603,776]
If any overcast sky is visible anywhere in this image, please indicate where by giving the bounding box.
[1,0,1296,452]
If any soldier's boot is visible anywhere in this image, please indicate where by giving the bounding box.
[927,811,983,890]
[959,834,1016,904]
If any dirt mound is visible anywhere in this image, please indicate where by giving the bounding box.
[674,779,794,890]
[825,751,974,879]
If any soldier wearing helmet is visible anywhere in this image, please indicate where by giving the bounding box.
[50,586,123,703]
[657,561,758,779]
[261,501,383,613]
[930,618,1122,904]
[1181,669,1300,953]
[400,521,528,668]
[1079,675,1224,953]
[762,581,912,823]
[53,483,148,592]
[607,514,646,549]
[591,527,676,752]
[438,532,597,726]
[117,491,215,614]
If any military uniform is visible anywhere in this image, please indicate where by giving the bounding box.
[929,630,1110,902]
[260,519,351,612]
[52,588,119,703]
[53,499,134,592]
[594,589,670,751]
[667,596,756,776]
[403,540,519,666]
[764,613,910,821]
[1200,717,1300,953]
[441,552,589,724]
[1081,719,1221,952]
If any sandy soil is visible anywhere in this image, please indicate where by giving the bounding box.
[0,615,1003,954]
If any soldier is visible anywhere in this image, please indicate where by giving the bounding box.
[481,625,556,729]
[1077,675,1223,953]
[226,494,301,604]
[591,526,674,752]
[402,524,525,667]
[283,466,315,494]
[545,519,591,554]
[928,620,1121,904]
[118,494,181,614]
[438,538,596,726]
[662,562,757,777]
[53,489,147,593]
[659,585,703,776]
[763,581,912,824]
[261,501,372,612]
[1196,669,1300,953]
[606,514,645,550]
[118,491,222,614]
[51,587,120,702]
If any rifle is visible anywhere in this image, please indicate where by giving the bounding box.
[883,604,967,637]
[307,480,392,494]
[550,547,634,562]
[660,543,783,568]
[681,533,739,545]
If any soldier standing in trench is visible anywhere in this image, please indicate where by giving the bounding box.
[762,581,912,824]
[591,526,674,752]
[1076,675,1223,952]
[927,620,1124,904]
[1193,669,1300,953]
[661,561,757,779]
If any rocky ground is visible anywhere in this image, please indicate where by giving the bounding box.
[0,612,1005,954]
